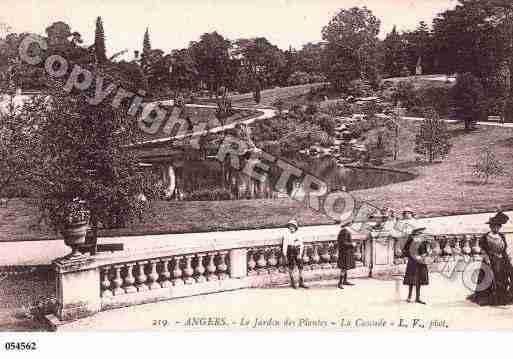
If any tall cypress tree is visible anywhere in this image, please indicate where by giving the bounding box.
[143,27,151,54]
[94,16,107,64]
[141,27,151,69]
[140,27,151,90]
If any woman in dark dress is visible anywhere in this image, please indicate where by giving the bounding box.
[403,227,429,304]
[337,227,356,290]
[469,212,511,306]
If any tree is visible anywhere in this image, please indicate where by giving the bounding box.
[142,27,151,61]
[169,48,198,91]
[233,37,285,90]
[321,7,381,90]
[472,147,505,183]
[451,72,487,130]
[496,60,511,123]
[0,94,41,198]
[414,108,452,163]
[28,75,155,234]
[403,21,434,75]
[391,80,416,107]
[140,27,152,90]
[94,16,107,64]
[383,26,407,77]
[190,32,234,93]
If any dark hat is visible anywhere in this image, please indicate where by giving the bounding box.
[486,211,509,225]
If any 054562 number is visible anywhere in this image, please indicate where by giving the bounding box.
[4,342,37,351]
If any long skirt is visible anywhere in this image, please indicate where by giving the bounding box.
[469,257,511,306]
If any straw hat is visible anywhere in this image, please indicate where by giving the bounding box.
[403,207,415,215]
[287,219,299,229]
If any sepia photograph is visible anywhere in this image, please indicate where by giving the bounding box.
[1,0,513,340]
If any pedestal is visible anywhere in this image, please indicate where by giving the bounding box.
[229,248,247,278]
[53,255,101,321]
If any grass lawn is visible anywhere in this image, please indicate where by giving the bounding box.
[351,121,513,217]
[0,198,336,241]
[2,118,513,241]
[383,74,455,90]
[228,83,328,107]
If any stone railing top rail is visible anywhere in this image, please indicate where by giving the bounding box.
[73,228,511,270]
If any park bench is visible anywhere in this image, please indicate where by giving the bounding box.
[78,230,124,256]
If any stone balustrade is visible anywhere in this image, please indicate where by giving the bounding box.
[100,250,231,299]
[393,234,484,265]
[50,228,509,325]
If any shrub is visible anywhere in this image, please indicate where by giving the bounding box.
[216,94,234,121]
[321,99,353,117]
[391,80,416,107]
[471,147,505,184]
[314,113,336,136]
[348,79,374,97]
[451,73,487,129]
[287,71,311,85]
[271,98,285,113]
[417,87,451,117]
[305,103,319,116]
[414,108,452,162]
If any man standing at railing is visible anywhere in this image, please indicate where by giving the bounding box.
[282,219,308,289]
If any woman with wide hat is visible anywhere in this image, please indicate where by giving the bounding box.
[403,226,430,304]
[282,219,308,289]
[469,211,511,306]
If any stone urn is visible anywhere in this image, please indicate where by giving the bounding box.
[58,199,90,259]
[61,221,89,259]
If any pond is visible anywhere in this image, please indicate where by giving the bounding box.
[159,158,416,201]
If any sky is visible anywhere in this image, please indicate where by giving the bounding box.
[1,0,459,57]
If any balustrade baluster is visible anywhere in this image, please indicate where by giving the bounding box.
[354,243,363,262]
[183,255,195,284]
[440,236,451,261]
[321,243,332,269]
[217,251,229,279]
[267,248,278,273]
[256,249,268,275]
[462,235,472,259]
[432,237,442,263]
[195,254,207,283]
[247,249,257,276]
[160,258,172,288]
[112,265,125,295]
[136,261,149,292]
[123,263,137,294]
[330,242,339,268]
[394,239,403,265]
[207,252,218,281]
[101,267,113,298]
[301,245,311,271]
[276,248,287,273]
[148,260,162,290]
[471,234,482,260]
[453,236,462,258]
[311,244,321,270]
[172,256,184,286]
